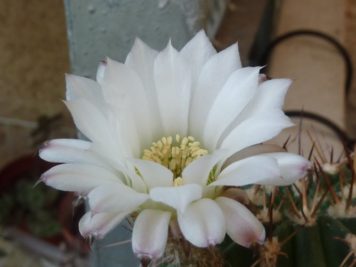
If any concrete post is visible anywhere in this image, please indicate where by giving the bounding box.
[64,0,226,78]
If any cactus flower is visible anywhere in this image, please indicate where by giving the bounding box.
[39,30,310,262]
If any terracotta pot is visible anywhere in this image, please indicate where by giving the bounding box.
[0,154,53,191]
[0,154,89,254]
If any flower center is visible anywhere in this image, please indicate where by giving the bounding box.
[173,177,184,187]
[142,135,208,178]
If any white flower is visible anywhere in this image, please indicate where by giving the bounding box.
[39,31,310,261]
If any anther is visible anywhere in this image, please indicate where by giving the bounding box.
[142,135,208,178]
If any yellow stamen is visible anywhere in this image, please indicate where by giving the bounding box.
[142,135,208,178]
[173,177,184,187]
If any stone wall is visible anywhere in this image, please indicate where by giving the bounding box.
[0,0,72,167]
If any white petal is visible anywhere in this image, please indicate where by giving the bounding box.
[132,159,173,188]
[96,60,107,84]
[244,79,291,116]
[182,149,228,185]
[215,197,265,247]
[64,99,112,145]
[203,67,261,149]
[79,211,128,239]
[150,184,202,213]
[189,43,241,139]
[177,198,226,247]
[224,144,286,166]
[180,30,216,83]
[222,79,292,139]
[78,212,92,237]
[123,161,149,193]
[101,58,156,154]
[65,74,104,105]
[39,139,108,167]
[125,38,162,138]
[42,138,91,149]
[125,38,158,88]
[263,152,311,185]
[220,110,293,156]
[88,183,148,213]
[211,155,281,186]
[71,100,132,165]
[41,163,122,193]
[107,107,140,158]
[154,42,192,136]
[90,142,129,172]
[132,209,171,260]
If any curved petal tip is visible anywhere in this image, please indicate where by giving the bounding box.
[132,209,171,260]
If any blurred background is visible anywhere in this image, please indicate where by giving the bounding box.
[0,0,355,266]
